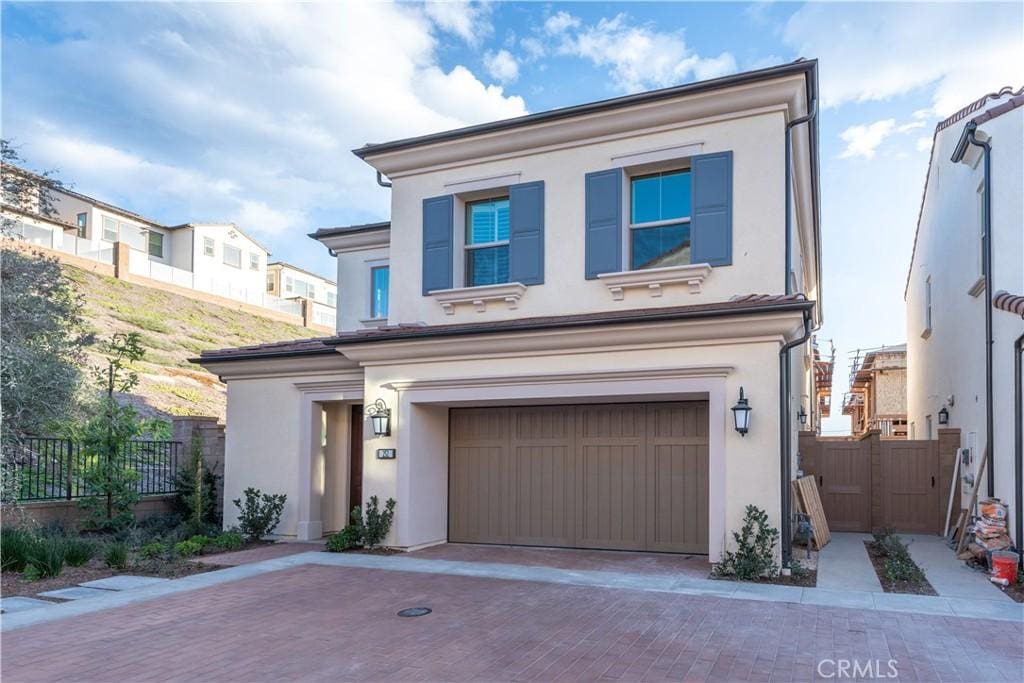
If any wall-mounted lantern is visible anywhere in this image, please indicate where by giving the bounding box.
[731,387,752,437]
[798,407,808,426]
[938,405,949,426]
[365,398,391,437]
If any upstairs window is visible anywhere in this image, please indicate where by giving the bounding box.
[203,237,215,257]
[249,252,260,271]
[371,265,390,319]
[465,197,510,287]
[266,273,274,292]
[327,291,336,306]
[223,244,242,268]
[102,216,118,242]
[148,231,164,258]
[285,276,294,294]
[629,169,691,270]
[76,213,87,238]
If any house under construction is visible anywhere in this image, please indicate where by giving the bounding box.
[842,344,908,438]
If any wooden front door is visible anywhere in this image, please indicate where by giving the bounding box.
[349,405,363,514]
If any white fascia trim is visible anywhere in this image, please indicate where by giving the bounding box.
[444,172,522,194]
[319,230,390,254]
[598,263,713,300]
[429,282,527,315]
[381,365,733,393]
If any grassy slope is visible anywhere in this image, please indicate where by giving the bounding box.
[65,264,314,421]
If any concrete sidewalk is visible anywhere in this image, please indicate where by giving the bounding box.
[904,533,1014,601]
[4,546,1022,632]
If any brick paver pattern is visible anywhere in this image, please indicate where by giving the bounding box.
[3,565,1022,682]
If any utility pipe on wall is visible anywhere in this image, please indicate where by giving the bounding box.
[1015,332,1023,569]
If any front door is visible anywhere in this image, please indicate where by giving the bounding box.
[349,405,363,514]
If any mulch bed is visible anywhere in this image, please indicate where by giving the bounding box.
[710,568,817,588]
[1,558,214,600]
[1002,579,1024,603]
[864,541,938,596]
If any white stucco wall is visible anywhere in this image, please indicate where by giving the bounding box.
[190,224,269,304]
[271,263,337,306]
[335,245,390,330]
[906,103,1023,528]
[384,111,793,326]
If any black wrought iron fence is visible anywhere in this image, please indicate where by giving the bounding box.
[12,437,183,502]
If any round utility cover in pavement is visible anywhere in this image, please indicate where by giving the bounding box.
[397,607,432,618]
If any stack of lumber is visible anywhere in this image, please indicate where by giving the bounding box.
[793,476,831,550]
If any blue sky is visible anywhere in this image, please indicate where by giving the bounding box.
[3,1,1022,434]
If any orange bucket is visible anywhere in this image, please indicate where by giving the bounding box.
[991,551,1019,583]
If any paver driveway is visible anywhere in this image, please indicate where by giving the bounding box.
[3,564,1022,682]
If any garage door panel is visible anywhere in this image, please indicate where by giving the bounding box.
[450,402,709,554]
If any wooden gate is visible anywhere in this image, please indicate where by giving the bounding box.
[799,430,956,535]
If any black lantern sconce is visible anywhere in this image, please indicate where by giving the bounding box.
[731,387,752,436]
[938,405,949,426]
[365,398,391,437]
[798,406,808,426]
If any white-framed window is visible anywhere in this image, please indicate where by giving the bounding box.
[465,197,510,286]
[249,252,260,271]
[629,168,691,270]
[922,276,933,337]
[285,276,294,294]
[76,213,87,238]
[223,244,242,268]
[326,291,336,306]
[102,216,118,242]
[203,237,215,257]
[266,273,275,293]
[148,231,164,258]
[371,265,390,319]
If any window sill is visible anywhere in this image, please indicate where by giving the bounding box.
[429,282,527,315]
[597,263,713,300]
[968,276,985,298]
[359,317,388,328]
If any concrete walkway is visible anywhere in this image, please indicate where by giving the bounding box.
[904,533,1014,601]
[4,547,1021,632]
[816,532,882,592]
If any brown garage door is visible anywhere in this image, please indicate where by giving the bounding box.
[449,402,709,554]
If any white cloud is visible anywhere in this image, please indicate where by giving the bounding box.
[838,119,896,159]
[896,120,926,133]
[483,49,520,84]
[423,1,492,46]
[520,36,545,61]
[3,2,526,249]
[916,137,933,153]
[554,13,737,93]
[783,3,1024,115]
[544,11,580,36]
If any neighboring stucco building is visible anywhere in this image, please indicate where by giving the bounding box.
[842,345,908,438]
[905,87,1023,554]
[197,61,823,564]
[267,261,339,330]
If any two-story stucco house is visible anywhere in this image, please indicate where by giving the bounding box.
[905,87,1023,558]
[197,60,823,564]
[266,261,339,329]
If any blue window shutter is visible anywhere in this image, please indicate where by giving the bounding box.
[422,195,454,295]
[508,181,545,285]
[690,151,733,267]
[585,168,623,279]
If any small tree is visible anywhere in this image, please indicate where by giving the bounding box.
[175,432,220,533]
[76,333,147,531]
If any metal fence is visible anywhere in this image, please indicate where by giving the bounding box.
[12,437,183,502]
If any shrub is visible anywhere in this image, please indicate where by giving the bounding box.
[212,531,244,551]
[104,542,129,569]
[174,433,221,528]
[173,540,202,557]
[712,505,780,580]
[187,534,210,549]
[138,542,167,559]
[326,524,362,553]
[872,531,926,584]
[361,496,396,549]
[232,488,286,542]
[1,527,38,572]
[27,537,67,578]
[22,564,42,582]
[64,538,97,567]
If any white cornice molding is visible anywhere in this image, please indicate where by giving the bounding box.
[337,310,807,366]
[380,365,733,393]
[294,378,364,394]
[429,282,527,314]
[318,230,390,254]
[598,263,713,299]
[197,354,356,381]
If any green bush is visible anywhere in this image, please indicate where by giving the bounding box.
[104,542,129,569]
[212,531,244,551]
[326,524,362,553]
[138,542,167,559]
[22,564,43,582]
[712,505,780,580]
[361,496,396,549]
[232,487,286,542]
[1,527,38,572]
[27,537,67,578]
[64,538,97,567]
[872,531,926,584]
[173,540,203,557]
[187,534,210,549]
